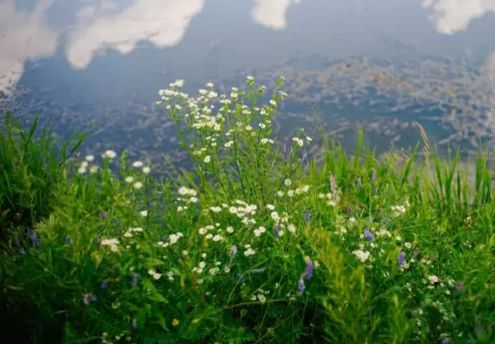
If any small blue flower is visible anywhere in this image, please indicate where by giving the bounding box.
[363,228,374,241]
[439,338,449,344]
[304,258,314,280]
[100,279,109,289]
[398,252,406,268]
[304,210,312,223]
[273,226,282,238]
[298,278,305,294]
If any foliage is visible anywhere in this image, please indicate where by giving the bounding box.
[0,113,83,238]
[1,78,495,343]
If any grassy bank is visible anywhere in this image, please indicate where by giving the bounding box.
[1,77,494,343]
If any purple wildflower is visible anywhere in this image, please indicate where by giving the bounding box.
[398,252,406,268]
[363,228,374,241]
[298,278,305,294]
[100,279,109,289]
[304,258,314,280]
[304,210,312,223]
[439,338,449,344]
[273,226,281,238]
[456,281,464,293]
[82,293,97,305]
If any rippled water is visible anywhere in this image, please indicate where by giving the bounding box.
[1,0,495,162]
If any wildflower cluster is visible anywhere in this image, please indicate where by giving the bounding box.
[2,78,493,344]
[391,201,409,216]
[77,154,99,174]
[100,238,120,252]
[277,178,311,199]
[176,186,198,212]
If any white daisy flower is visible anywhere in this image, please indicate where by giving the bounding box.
[102,150,117,159]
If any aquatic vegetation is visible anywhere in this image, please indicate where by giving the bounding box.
[1,77,495,343]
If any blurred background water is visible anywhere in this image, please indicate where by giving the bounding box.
[1,0,495,163]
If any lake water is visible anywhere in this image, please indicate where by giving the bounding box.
[1,0,495,163]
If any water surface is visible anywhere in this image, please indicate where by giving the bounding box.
[1,0,495,162]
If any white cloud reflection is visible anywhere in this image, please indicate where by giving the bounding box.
[251,0,302,30]
[65,0,204,69]
[2,0,495,95]
[0,0,57,94]
[423,0,495,34]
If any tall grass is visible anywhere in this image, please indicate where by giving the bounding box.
[0,114,84,343]
[1,78,494,343]
[0,113,84,239]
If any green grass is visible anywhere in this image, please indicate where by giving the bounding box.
[0,113,84,237]
[1,77,495,343]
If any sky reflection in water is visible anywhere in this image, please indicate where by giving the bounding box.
[1,0,495,160]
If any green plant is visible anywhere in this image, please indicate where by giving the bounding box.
[0,113,83,238]
[1,78,494,343]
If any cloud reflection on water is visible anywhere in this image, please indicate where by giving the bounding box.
[65,0,204,69]
[1,0,495,95]
[1,0,303,92]
[0,0,57,93]
[423,0,495,34]
[251,0,302,29]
